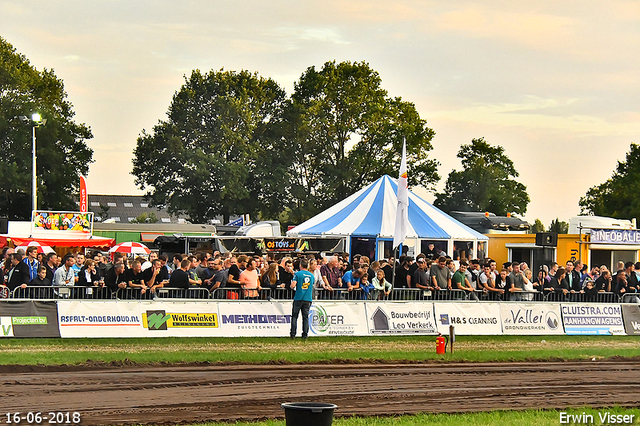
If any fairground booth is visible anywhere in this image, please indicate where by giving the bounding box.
[488,216,640,272]
[286,175,488,261]
[0,211,114,254]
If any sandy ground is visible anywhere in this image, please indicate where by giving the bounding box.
[3,360,639,425]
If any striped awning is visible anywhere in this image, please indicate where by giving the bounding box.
[287,175,487,241]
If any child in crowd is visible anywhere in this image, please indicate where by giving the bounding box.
[370,269,392,300]
[359,273,374,300]
[30,265,51,286]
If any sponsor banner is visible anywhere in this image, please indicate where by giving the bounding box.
[309,302,368,337]
[58,301,145,338]
[590,228,640,245]
[434,303,502,335]
[0,301,60,338]
[500,303,563,335]
[139,301,222,337]
[561,304,625,335]
[263,238,297,252]
[365,302,437,335]
[621,304,640,335]
[218,301,291,337]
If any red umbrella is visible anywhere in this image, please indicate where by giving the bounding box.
[108,241,151,255]
[16,241,55,254]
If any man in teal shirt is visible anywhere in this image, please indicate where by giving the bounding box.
[290,258,314,339]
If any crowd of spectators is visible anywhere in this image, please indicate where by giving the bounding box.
[1,245,638,302]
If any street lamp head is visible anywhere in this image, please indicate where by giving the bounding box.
[17,114,45,126]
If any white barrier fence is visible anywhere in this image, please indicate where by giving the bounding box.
[32,300,638,338]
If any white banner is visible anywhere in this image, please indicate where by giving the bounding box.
[309,302,369,337]
[561,303,625,335]
[218,301,292,337]
[434,302,502,335]
[58,301,145,338]
[365,302,437,335]
[500,303,563,335]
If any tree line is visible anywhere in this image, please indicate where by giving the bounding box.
[2,35,637,227]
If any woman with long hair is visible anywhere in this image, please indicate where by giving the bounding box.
[77,259,103,287]
[261,262,282,290]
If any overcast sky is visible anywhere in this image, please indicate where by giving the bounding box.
[2,1,639,227]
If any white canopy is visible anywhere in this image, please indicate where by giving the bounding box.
[287,175,487,241]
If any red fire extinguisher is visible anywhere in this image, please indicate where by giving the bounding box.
[436,333,447,354]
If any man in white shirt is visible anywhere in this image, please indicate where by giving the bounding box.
[53,254,76,287]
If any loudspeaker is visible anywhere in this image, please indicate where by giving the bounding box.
[0,218,8,234]
[536,232,557,247]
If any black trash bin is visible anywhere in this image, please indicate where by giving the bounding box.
[281,402,337,426]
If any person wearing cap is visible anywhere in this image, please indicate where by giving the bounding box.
[413,258,432,295]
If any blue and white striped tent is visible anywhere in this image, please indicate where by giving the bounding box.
[287,175,487,258]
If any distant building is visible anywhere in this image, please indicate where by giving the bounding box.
[88,195,187,224]
[450,211,530,234]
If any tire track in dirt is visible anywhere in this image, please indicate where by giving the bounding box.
[4,361,639,425]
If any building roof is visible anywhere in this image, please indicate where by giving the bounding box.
[88,194,186,224]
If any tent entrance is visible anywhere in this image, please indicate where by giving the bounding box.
[377,239,394,261]
[350,237,398,262]
[350,237,376,262]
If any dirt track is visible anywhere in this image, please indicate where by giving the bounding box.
[3,361,640,425]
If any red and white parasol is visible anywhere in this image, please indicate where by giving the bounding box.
[108,241,151,255]
[16,241,56,254]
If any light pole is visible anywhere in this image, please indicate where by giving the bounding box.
[19,113,46,214]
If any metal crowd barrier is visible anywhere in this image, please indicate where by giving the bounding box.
[155,287,210,300]
[470,289,544,302]
[507,291,545,302]
[11,285,115,300]
[372,288,469,301]
[116,287,210,300]
[209,287,273,300]
[2,284,633,304]
[621,293,640,303]
[544,291,620,303]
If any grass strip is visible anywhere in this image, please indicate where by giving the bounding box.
[207,407,640,426]
[0,335,638,365]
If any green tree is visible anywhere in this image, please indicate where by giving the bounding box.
[288,60,438,223]
[579,143,640,223]
[0,36,93,219]
[132,69,292,224]
[548,218,569,234]
[130,212,159,224]
[529,218,545,234]
[433,138,529,216]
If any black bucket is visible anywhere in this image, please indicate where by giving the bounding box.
[281,402,337,426]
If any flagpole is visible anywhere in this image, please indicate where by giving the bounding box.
[392,138,408,289]
[391,245,398,289]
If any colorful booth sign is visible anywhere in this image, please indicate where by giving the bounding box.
[32,211,93,233]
